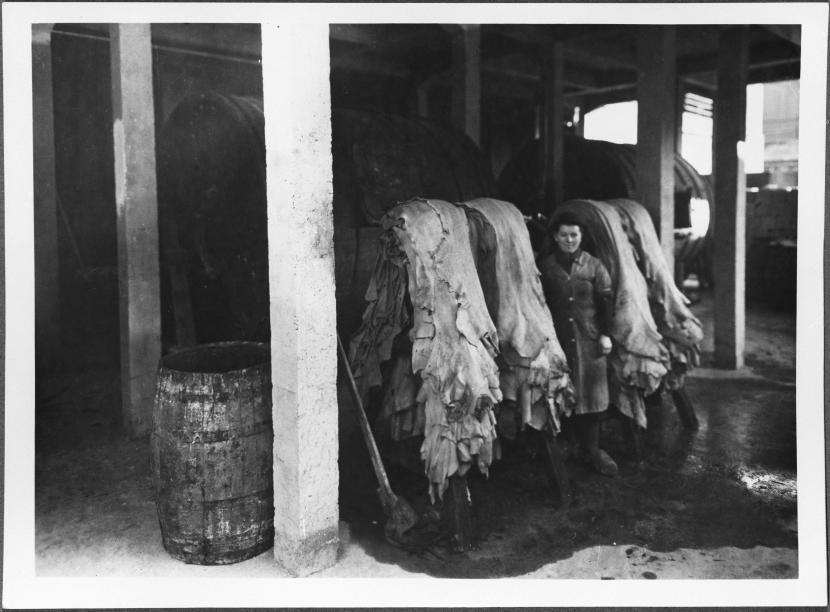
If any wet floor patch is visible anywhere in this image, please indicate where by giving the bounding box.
[338,369,797,578]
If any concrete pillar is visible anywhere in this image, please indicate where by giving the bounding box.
[450,25,481,145]
[636,26,677,273]
[261,22,339,576]
[32,24,61,373]
[712,27,748,369]
[542,40,565,211]
[109,24,162,435]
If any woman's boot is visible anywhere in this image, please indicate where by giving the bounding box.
[580,413,618,476]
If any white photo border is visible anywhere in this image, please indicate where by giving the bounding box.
[3,2,827,608]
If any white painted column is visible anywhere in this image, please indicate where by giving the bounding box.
[109,24,162,436]
[636,26,677,274]
[450,25,482,145]
[262,22,339,576]
[32,24,61,373]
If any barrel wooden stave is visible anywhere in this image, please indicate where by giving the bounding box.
[150,342,274,565]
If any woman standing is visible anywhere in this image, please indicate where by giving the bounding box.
[538,212,618,476]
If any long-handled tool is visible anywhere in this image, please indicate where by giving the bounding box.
[336,334,419,542]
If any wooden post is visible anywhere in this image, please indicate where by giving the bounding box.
[450,25,481,146]
[712,27,748,369]
[32,24,61,374]
[675,81,686,156]
[109,24,162,436]
[262,22,340,576]
[542,40,565,212]
[636,26,677,273]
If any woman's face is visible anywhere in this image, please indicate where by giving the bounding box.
[555,224,582,254]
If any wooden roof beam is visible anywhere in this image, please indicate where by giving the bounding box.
[329,24,443,49]
[760,24,801,47]
[330,53,411,78]
[679,38,799,77]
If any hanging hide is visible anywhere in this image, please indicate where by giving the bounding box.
[462,198,574,437]
[552,199,669,426]
[608,198,703,389]
[349,199,501,502]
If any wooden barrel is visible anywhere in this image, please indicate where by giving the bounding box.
[497,134,713,226]
[150,341,274,565]
[157,94,495,346]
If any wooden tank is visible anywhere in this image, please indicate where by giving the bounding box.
[497,134,712,222]
[497,135,712,279]
[156,93,496,347]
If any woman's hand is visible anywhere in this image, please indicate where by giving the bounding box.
[599,335,612,355]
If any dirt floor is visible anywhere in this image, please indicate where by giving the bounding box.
[33,291,798,579]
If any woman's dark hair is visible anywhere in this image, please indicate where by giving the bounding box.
[551,211,583,233]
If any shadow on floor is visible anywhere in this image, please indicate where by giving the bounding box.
[338,374,797,578]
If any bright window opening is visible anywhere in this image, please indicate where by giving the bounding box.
[582,101,638,144]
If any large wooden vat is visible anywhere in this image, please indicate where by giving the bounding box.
[156,93,495,346]
[496,134,713,222]
[150,342,274,565]
[497,135,712,277]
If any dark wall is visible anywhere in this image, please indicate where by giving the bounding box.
[51,30,118,369]
[745,187,798,309]
[48,25,264,371]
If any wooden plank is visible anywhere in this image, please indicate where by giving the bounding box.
[636,26,677,274]
[712,27,748,369]
[109,24,162,436]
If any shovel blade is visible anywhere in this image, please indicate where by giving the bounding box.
[378,488,419,540]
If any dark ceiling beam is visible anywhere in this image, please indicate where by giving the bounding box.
[483,75,538,100]
[329,23,445,53]
[760,24,801,47]
[579,87,638,114]
[564,81,635,99]
[748,60,800,84]
[329,23,436,48]
[565,44,636,71]
[681,75,716,94]
[51,24,265,65]
[329,24,378,45]
[679,39,799,77]
[678,56,799,91]
[488,24,629,46]
[483,60,620,94]
[330,54,411,78]
[483,63,538,82]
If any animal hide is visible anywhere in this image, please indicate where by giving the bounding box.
[348,225,411,404]
[349,198,502,502]
[462,198,574,435]
[608,198,703,389]
[553,199,669,426]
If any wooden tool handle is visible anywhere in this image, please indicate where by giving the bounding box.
[336,334,393,495]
